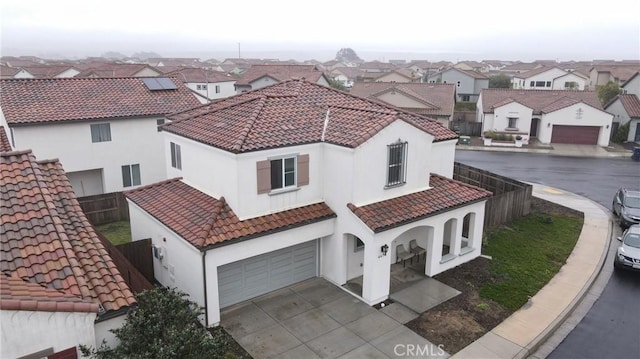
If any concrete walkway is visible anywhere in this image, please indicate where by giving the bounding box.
[456,140,633,158]
[452,184,612,359]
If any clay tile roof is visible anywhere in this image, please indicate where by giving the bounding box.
[0,77,202,125]
[619,94,640,118]
[163,67,236,83]
[163,79,457,154]
[0,273,99,313]
[124,179,336,249]
[0,64,20,78]
[235,64,325,86]
[1,150,136,315]
[350,82,455,117]
[347,174,492,233]
[0,127,11,152]
[481,88,603,114]
[19,65,77,78]
[539,97,583,113]
[512,66,561,79]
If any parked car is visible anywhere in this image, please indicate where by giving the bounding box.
[612,188,640,229]
[614,224,640,272]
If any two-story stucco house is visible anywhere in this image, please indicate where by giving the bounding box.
[478,89,613,146]
[164,67,237,100]
[511,66,588,90]
[234,65,330,93]
[427,68,489,103]
[0,77,202,196]
[124,79,492,327]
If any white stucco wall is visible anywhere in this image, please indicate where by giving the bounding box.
[56,68,81,78]
[606,98,630,125]
[248,76,278,91]
[552,72,587,90]
[186,81,236,100]
[128,200,205,310]
[492,102,534,134]
[430,141,456,177]
[95,315,127,349]
[1,310,96,359]
[11,117,167,194]
[520,68,567,90]
[622,75,640,96]
[537,103,613,146]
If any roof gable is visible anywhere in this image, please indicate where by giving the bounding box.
[163,79,457,153]
[0,150,135,315]
[481,89,603,114]
[618,94,640,117]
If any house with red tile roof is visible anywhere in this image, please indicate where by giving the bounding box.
[478,89,613,146]
[124,79,492,326]
[588,65,640,89]
[427,67,489,103]
[0,77,202,196]
[371,68,421,83]
[511,66,588,91]
[234,64,330,93]
[162,67,237,100]
[605,93,640,142]
[1,149,136,358]
[349,82,456,127]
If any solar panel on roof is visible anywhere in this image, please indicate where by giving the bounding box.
[142,77,177,91]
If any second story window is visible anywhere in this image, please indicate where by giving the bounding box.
[271,157,296,190]
[386,141,408,187]
[157,119,165,132]
[122,164,141,187]
[215,85,220,94]
[90,123,111,143]
[170,142,182,170]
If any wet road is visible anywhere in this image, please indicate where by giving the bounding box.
[454,151,640,359]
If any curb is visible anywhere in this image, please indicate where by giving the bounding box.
[520,202,614,358]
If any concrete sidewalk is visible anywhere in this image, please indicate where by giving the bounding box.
[452,184,613,359]
[455,139,633,158]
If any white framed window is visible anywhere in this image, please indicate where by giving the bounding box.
[508,117,518,129]
[156,119,165,132]
[170,142,181,170]
[197,84,208,91]
[270,156,296,190]
[122,164,141,187]
[90,123,111,143]
[386,141,408,187]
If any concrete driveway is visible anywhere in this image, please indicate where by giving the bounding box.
[221,277,452,358]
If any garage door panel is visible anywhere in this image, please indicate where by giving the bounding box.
[218,240,318,308]
[551,125,599,144]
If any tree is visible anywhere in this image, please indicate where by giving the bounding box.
[327,77,347,91]
[81,287,227,359]
[596,81,621,106]
[489,74,512,88]
[335,48,362,64]
[612,121,629,144]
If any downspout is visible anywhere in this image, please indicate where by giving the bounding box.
[202,250,209,327]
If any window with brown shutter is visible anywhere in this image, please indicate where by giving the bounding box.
[256,160,271,194]
[256,154,309,194]
[297,154,309,186]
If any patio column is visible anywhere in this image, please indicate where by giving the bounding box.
[452,216,463,256]
[361,240,392,305]
[425,226,442,277]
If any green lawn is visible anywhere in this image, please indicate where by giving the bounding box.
[95,220,132,246]
[479,213,583,311]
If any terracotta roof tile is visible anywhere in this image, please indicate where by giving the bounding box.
[0,127,11,152]
[235,64,325,86]
[163,79,457,153]
[1,150,136,315]
[0,273,99,313]
[163,67,236,83]
[481,88,603,114]
[0,77,201,125]
[619,94,640,118]
[350,82,455,117]
[124,179,336,249]
[348,174,492,233]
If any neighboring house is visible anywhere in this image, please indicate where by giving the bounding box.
[20,65,81,78]
[477,89,613,146]
[0,64,21,79]
[372,69,420,83]
[147,57,204,67]
[621,71,640,96]
[234,64,330,93]
[605,94,640,142]
[454,61,488,73]
[165,67,237,100]
[125,79,492,326]
[359,60,395,73]
[330,67,364,88]
[482,60,509,71]
[75,63,162,78]
[350,82,456,127]
[0,77,202,196]
[428,68,489,103]
[0,149,137,358]
[588,65,640,89]
[499,62,543,75]
[511,67,587,90]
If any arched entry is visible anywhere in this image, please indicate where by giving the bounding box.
[530,118,541,138]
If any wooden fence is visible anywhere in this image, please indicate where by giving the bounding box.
[453,162,532,229]
[95,232,154,293]
[78,192,129,225]
[116,239,156,286]
[450,120,482,136]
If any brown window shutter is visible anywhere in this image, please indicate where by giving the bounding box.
[297,154,309,186]
[256,160,271,194]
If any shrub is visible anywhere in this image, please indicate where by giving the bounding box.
[612,122,629,144]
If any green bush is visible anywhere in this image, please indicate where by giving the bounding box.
[612,122,629,144]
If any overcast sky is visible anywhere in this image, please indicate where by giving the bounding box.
[1,0,639,62]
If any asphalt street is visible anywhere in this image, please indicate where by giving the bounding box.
[454,151,640,359]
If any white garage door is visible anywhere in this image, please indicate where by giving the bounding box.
[217,240,318,308]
